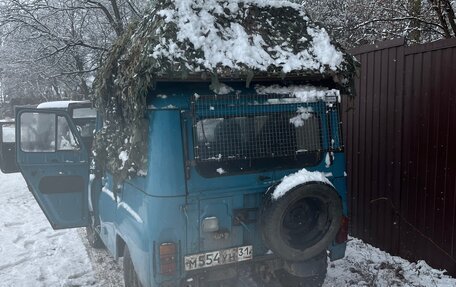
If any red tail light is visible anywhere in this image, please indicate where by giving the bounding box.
[159,242,177,275]
[335,216,349,244]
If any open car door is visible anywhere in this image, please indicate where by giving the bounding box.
[0,120,20,173]
[16,108,89,229]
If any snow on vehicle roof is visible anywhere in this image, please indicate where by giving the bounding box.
[122,0,356,81]
[92,0,357,181]
[95,0,356,93]
[37,100,89,109]
[151,0,344,73]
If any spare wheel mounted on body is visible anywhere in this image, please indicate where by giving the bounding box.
[260,182,343,261]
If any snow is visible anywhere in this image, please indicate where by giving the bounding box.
[0,172,96,286]
[289,107,313,127]
[137,169,148,177]
[37,100,89,109]
[216,168,226,175]
[118,150,129,170]
[1,171,455,286]
[255,84,340,103]
[211,83,234,95]
[151,0,345,73]
[102,183,116,202]
[325,152,331,168]
[325,238,456,287]
[307,27,344,71]
[271,168,333,200]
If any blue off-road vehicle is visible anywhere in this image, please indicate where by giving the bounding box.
[0,1,356,286]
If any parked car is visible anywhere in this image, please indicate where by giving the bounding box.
[1,83,349,287]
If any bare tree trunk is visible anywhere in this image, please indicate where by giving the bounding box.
[74,54,90,100]
[429,0,452,37]
[86,0,124,36]
[443,0,456,35]
[110,0,124,35]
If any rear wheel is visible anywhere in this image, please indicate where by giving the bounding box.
[260,182,342,261]
[124,246,142,287]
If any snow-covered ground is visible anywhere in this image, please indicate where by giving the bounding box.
[0,172,97,287]
[1,171,455,287]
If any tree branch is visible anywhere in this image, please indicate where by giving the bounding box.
[85,0,123,36]
[352,16,447,32]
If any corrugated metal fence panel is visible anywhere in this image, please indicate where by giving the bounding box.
[344,39,405,254]
[345,38,456,275]
[400,39,456,274]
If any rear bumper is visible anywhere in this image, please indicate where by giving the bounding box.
[172,248,342,287]
[154,243,347,287]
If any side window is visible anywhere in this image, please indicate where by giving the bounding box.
[72,107,96,119]
[21,113,56,152]
[2,123,15,143]
[20,112,79,152]
[57,116,78,150]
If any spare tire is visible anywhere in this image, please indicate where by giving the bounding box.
[260,182,342,261]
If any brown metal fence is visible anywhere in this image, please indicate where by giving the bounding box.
[344,37,456,275]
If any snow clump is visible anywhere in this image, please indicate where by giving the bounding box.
[216,168,227,175]
[290,107,313,127]
[272,168,333,200]
[118,150,129,170]
[152,0,346,73]
[255,85,340,103]
[211,83,235,95]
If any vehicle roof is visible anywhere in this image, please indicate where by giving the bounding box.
[36,100,90,109]
[0,119,14,123]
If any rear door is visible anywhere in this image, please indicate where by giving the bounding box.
[0,120,19,173]
[16,108,89,229]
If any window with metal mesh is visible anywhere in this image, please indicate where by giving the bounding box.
[192,94,337,163]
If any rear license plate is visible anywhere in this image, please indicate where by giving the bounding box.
[184,245,253,271]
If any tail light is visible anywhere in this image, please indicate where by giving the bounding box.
[159,242,177,275]
[335,216,349,244]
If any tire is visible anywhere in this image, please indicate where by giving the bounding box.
[124,246,142,287]
[260,182,342,261]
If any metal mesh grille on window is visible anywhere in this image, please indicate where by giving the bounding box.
[192,94,336,162]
